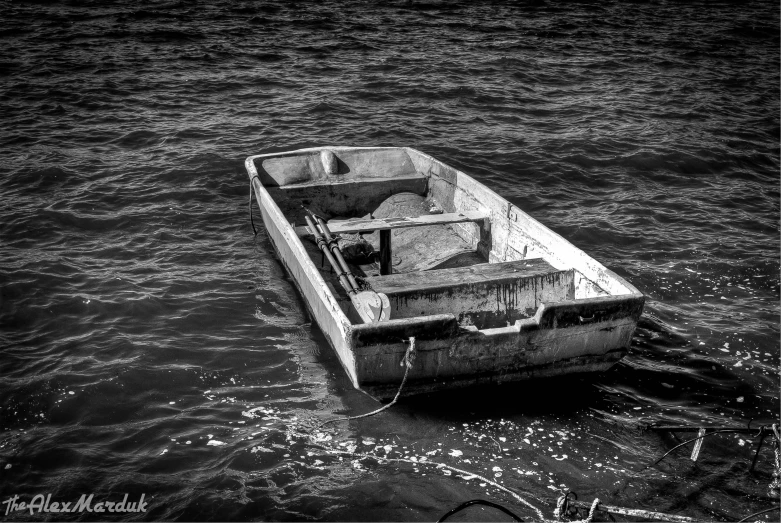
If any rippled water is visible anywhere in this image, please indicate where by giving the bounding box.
[1,1,779,521]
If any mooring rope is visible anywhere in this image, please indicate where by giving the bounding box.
[249,174,260,235]
[296,432,546,521]
[578,498,600,523]
[553,494,600,523]
[554,493,569,521]
[553,493,696,522]
[770,423,781,498]
[314,337,415,431]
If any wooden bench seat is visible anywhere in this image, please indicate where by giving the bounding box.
[364,259,576,329]
[294,210,488,236]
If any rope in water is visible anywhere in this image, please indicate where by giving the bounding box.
[429,462,545,520]
[295,425,546,521]
[554,493,695,522]
[309,413,779,522]
[579,498,600,523]
[770,423,781,498]
[314,337,416,431]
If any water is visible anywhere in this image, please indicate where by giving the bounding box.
[1,0,778,520]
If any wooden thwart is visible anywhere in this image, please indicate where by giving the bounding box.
[367,258,559,293]
[364,259,574,329]
[295,210,488,236]
[297,210,489,275]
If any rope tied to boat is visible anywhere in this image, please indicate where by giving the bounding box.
[401,336,416,369]
[553,492,698,522]
[554,493,572,521]
[249,174,260,235]
[579,498,601,523]
[553,494,600,523]
[313,337,415,431]
[770,423,781,498]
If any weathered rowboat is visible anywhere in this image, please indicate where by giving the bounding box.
[246,146,644,399]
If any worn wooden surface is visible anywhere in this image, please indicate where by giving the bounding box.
[295,211,488,236]
[296,211,487,276]
[353,310,638,398]
[367,258,556,292]
[364,259,574,329]
[362,350,627,400]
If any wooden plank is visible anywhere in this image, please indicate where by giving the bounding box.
[295,210,488,236]
[366,258,557,294]
[364,259,574,330]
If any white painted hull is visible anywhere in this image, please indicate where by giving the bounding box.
[246,147,645,400]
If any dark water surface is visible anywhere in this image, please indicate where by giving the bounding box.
[1,1,779,521]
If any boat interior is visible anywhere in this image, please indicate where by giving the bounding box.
[252,147,619,329]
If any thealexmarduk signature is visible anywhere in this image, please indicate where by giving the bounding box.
[2,493,148,515]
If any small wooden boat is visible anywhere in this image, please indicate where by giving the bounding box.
[246,146,644,399]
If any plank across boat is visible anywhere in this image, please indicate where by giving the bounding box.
[246,146,645,399]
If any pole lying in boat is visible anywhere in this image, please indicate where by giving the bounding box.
[302,207,390,324]
[311,214,362,292]
[304,214,356,295]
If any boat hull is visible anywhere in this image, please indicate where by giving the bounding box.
[246,146,645,400]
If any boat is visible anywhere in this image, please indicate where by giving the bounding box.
[246,146,645,400]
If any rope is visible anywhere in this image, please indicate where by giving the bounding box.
[297,432,545,521]
[314,337,415,430]
[554,495,696,522]
[249,175,260,235]
[554,493,571,521]
[770,423,780,498]
[578,498,600,523]
[428,462,545,521]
